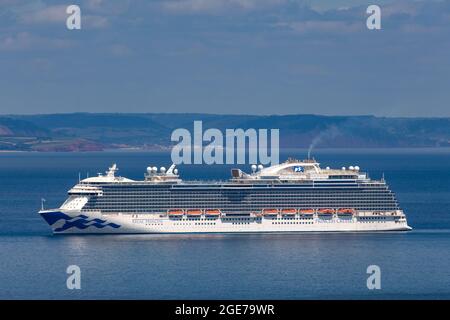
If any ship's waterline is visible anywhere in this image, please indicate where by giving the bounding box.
[39,158,411,234]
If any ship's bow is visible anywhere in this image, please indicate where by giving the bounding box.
[39,209,121,234]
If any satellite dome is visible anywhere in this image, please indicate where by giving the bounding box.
[342,167,346,171]
[160,167,166,173]
[152,166,158,173]
[349,166,354,170]
[251,164,257,172]
[354,166,360,171]
[173,169,178,175]
[257,164,264,171]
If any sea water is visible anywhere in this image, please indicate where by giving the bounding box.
[0,149,449,299]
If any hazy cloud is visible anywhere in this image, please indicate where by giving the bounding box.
[18,4,66,24]
[161,0,287,14]
[0,31,74,51]
[83,15,110,29]
[276,20,362,34]
[1,1,110,28]
[83,0,131,14]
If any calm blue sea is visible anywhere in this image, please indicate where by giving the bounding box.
[0,149,449,299]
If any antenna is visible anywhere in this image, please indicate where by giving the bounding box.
[41,198,46,211]
[78,172,81,183]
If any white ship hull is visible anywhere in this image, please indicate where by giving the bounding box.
[40,210,412,234]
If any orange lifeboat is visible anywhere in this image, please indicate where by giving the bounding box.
[186,209,203,216]
[299,209,315,215]
[281,208,297,215]
[337,208,355,215]
[168,209,184,216]
[317,208,334,215]
[205,209,221,216]
[262,209,279,216]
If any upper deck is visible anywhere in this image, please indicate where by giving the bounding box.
[76,158,370,188]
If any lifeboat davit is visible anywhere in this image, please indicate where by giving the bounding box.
[281,208,297,215]
[317,208,334,215]
[337,208,355,215]
[168,209,184,216]
[263,209,279,216]
[186,209,203,216]
[299,209,315,215]
[205,209,221,216]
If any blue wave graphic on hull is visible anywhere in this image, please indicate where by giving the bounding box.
[41,211,121,232]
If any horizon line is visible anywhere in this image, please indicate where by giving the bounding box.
[1,112,449,119]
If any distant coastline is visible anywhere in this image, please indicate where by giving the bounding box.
[1,113,449,152]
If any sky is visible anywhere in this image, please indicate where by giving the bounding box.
[0,0,450,117]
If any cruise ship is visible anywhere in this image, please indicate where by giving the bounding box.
[39,158,412,234]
